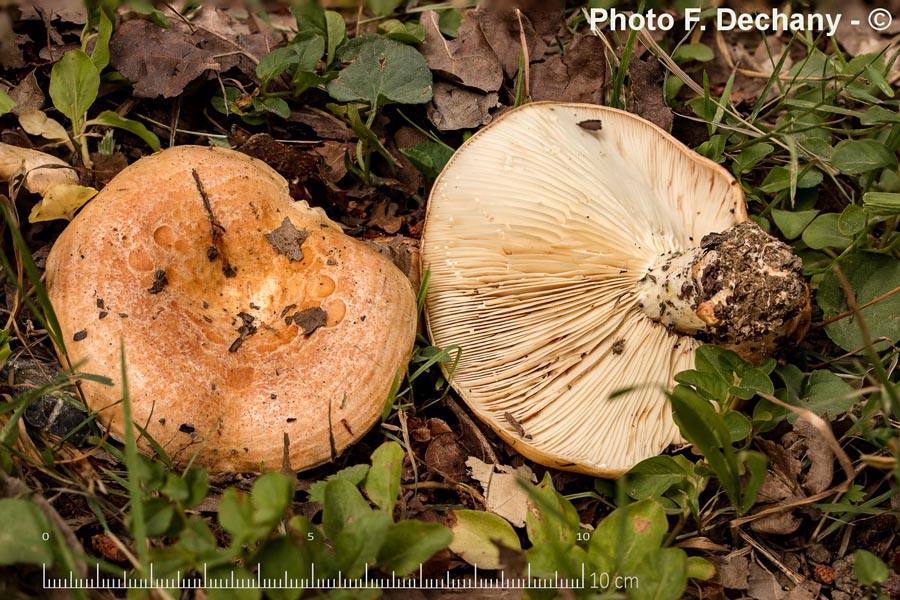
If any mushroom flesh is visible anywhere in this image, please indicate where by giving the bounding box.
[421,102,809,477]
[45,146,418,473]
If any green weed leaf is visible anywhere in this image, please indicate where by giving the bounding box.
[817,253,900,351]
[251,472,293,528]
[334,510,392,577]
[378,520,452,575]
[630,547,688,600]
[0,499,53,565]
[88,110,161,151]
[325,11,346,65]
[49,49,100,133]
[449,510,521,570]
[401,141,454,179]
[771,208,818,240]
[838,205,867,236]
[308,463,370,504]
[525,472,580,545]
[363,441,405,511]
[863,191,900,216]
[789,370,857,422]
[673,43,714,63]
[589,498,667,574]
[255,537,304,600]
[802,213,853,250]
[832,139,896,174]
[90,10,113,71]
[327,34,432,108]
[855,549,890,586]
[322,479,371,540]
[367,0,403,17]
[0,89,15,116]
[625,455,694,499]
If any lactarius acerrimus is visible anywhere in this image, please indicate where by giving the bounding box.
[45,146,417,472]
[421,103,810,477]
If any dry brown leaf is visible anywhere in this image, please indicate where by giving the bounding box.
[420,10,503,93]
[749,508,803,535]
[530,34,605,103]
[0,11,27,69]
[475,0,564,77]
[783,580,821,600]
[109,17,272,99]
[424,433,467,480]
[628,56,673,131]
[466,456,536,527]
[0,143,78,194]
[748,562,788,600]
[712,555,751,590]
[794,419,835,495]
[8,71,45,115]
[429,82,500,131]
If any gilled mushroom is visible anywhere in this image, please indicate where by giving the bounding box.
[421,102,810,477]
[45,146,417,472]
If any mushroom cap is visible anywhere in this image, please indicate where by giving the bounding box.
[421,102,747,477]
[45,146,417,472]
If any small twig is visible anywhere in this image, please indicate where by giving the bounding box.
[397,409,419,492]
[739,530,804,585]
[168,96,181,149]
[191,169,236,277]
[514,9,531,102]
[402,480,486,506]
[812,284,900,329]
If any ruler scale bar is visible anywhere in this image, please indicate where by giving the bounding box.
[41,563,592,590]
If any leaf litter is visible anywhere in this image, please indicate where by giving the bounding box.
[0,2,898,598]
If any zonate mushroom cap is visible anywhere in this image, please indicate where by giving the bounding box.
[421,102,809,477]
[45,146,417,472]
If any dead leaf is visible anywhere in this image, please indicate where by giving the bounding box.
[750,507,803,535]
[748,563,788,600]
[794,420,834,495]
[365,235,420,290]
[628,56,673,131]
[424,433,467,480]
[474,1,564,78]
[291,108,354,142]
[287,307,327,336]
[313,141,352,183]
[238,134,317,181]
[18,0,86,24]
[0,11,27,69]
[420,10,503,93]
[429,82,500,131]
[530,34,605,103]
[9,71,45,115]
[110,19,223,98]
[18,110,73,150]
[466,456,536,527]
[28,183,97,222]
[0,143,78,194]
[264,217,308,262]
[89,151,128,188]
[369,201,403,234]
[783,580,821,600]
[712,555,750,590]
[830,0,900,57]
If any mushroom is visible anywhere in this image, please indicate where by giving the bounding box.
[45,146,417,472]
[420,102,810,477]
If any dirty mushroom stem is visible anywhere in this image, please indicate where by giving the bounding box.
[636,221,810,361]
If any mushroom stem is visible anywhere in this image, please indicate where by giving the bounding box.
[636,221,811,361]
